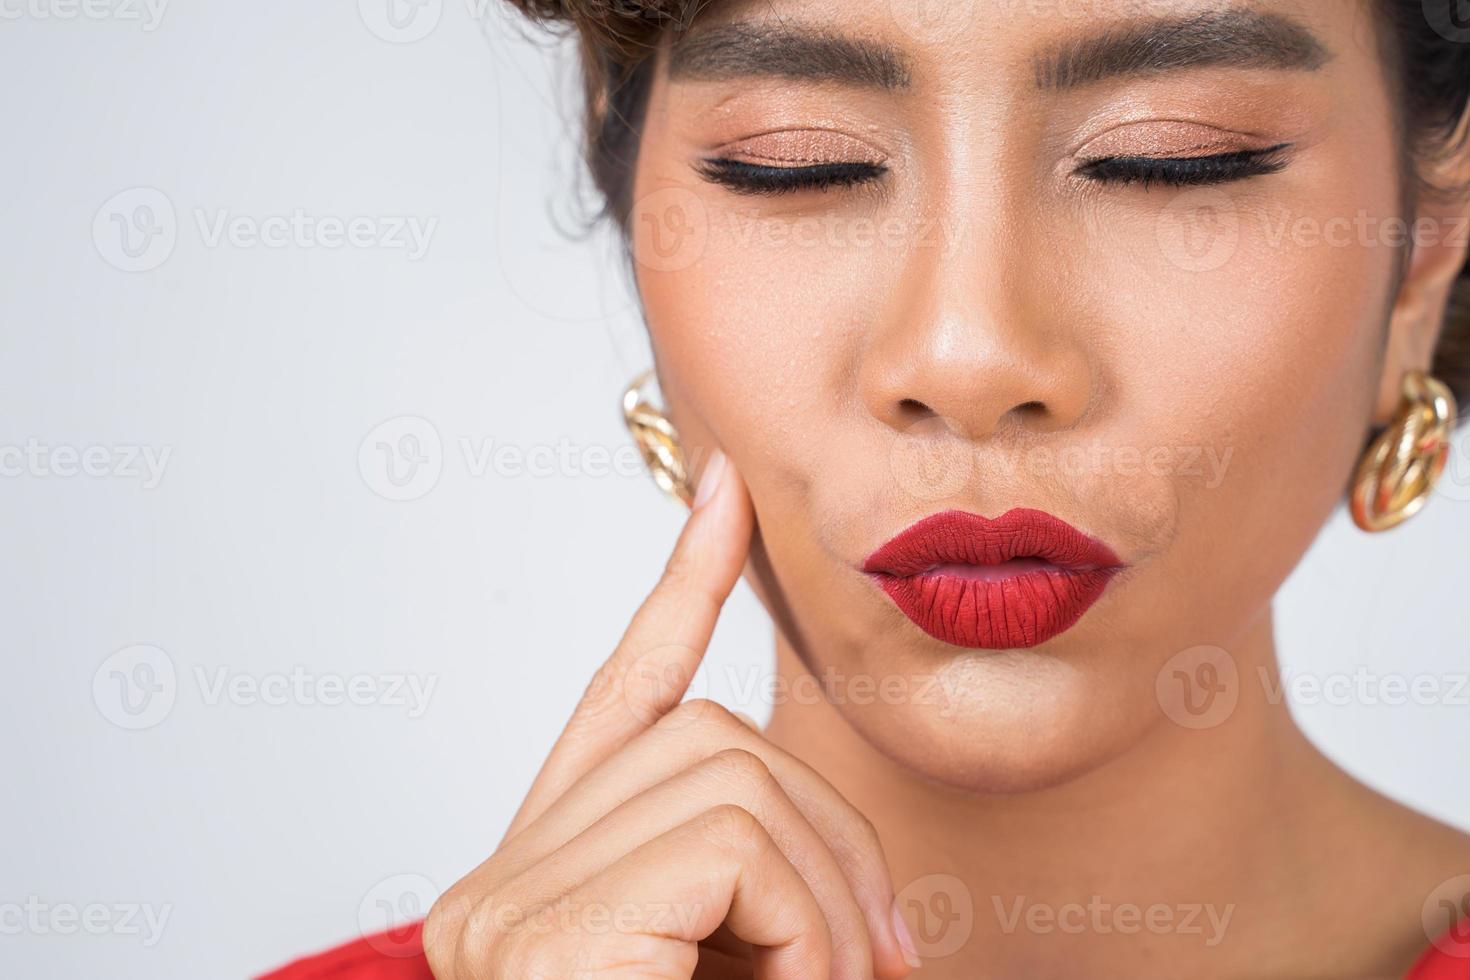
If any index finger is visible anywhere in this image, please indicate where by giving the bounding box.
[504,448,753,838]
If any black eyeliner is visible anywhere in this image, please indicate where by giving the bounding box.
[695,158,888,195]
[1076,142,1294,189]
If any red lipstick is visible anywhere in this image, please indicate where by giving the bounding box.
[862,508,1123,649]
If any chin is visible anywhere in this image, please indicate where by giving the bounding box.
[824,637,1159,797]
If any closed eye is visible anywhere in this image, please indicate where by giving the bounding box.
[1075,143,1293,189]
[695,158,888,195]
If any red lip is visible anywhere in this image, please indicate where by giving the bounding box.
[862,508,1124,649]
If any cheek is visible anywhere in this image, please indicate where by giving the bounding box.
[1074,151,1399,618]
[633,191,894,496]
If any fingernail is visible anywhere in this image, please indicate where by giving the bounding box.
[891,899,921,969]
[692,449,726,511]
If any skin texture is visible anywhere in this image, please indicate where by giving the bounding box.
[428,0,1470,976]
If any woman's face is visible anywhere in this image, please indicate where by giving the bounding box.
[629,0,1429,791]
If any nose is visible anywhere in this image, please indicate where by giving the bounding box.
[858,218,1095,444]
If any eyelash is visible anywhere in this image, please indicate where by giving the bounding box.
[695,158,888,195]
[1075,143,1293,188]
[695,143,1292,195]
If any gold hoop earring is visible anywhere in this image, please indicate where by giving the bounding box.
[1350,368,1457,532]
[622,369,693,506]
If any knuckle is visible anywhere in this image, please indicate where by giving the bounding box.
[656,545,698,595]
[421,888,510,980]
[698,802,765,854]
[707,746,772,786]
[422,891,469,976]
[501,933,564,980]
[829,922,868,973]
[462,897,508,949]
[657,696,729,733]
[830,807,892,906]
[703,748,780,814]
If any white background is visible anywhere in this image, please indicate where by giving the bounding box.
[2,2,1468,977]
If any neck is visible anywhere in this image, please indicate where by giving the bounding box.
[760,607,1391,977]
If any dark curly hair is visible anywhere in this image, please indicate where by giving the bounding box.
[501,0,1470,417]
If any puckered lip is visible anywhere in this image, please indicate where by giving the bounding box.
[861,507,1123,577]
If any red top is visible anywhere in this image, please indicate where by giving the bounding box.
[260,917,1470,979]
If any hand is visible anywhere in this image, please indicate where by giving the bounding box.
[423,450,919,979]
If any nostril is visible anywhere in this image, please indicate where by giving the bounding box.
[897,397,932,419]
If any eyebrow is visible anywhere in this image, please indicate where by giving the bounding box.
[665,8,1327,94]
[1033,8,1330,90]
[666,21,911,90]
